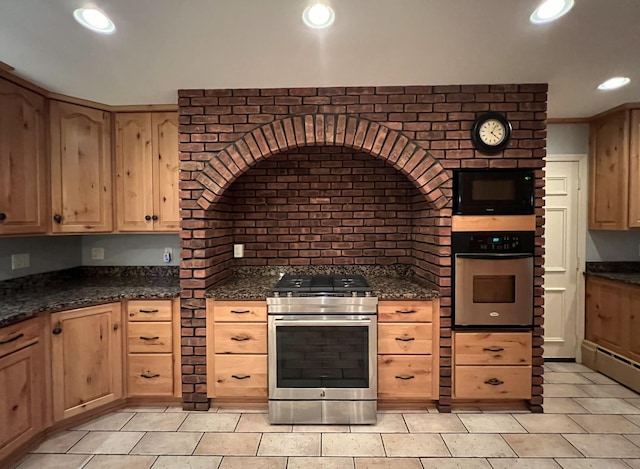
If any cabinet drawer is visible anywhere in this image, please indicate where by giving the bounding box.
[454,365,532,399]
[378,301,433,323]
[378,324,433,354]
[127,300,173,322]
[0,317,41,359]
[214,324,267,354]
[377,355,434,399]
[455,332,532,365]
[128,322,173,353]
[214,355,267,397]
[128,354,174,396]
[213,301,267,322]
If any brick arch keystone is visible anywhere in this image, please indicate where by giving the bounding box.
[195,114,450,210]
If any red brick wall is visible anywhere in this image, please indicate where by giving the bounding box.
[178,84,547,412]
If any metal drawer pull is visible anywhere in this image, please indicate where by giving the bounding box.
[395,337,415,342]
[140,336,160,341]
[0,333,24,345]
[396,310,417,314]
[141,373,160,379]
[483,347,505,352]
[484,378,504,386]
[232,374,251,380]
[139,309,159,313]
[231,336,250,341]
[395,375,415,380]
[231,310,251,314]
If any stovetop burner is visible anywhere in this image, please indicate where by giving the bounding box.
[272,274,373,297]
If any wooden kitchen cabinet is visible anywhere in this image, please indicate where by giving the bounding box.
[377,299,439,400]
[0,79,48,235]
[50,303,123,421]
[206,299,268,399]
[588,108,640,230]
[115,112,179,232]
[453,332,532,400]
[126,299,180,397]
[50,100,113,233]
[0,317,45,461]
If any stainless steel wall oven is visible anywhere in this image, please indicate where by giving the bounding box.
[452,232,535,329]
[267,274,378,424]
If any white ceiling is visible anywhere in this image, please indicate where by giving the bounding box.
[0,0,638,118]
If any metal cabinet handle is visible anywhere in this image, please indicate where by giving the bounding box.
[483,347,504,352]
[396,310,417,314]
[52,327,62,335]
[152,215,158,221]
[53,214,62,224]
[231,374,251,380]
[145,215,151,221]
[0,333,24,345]
[141,373,160,379]
[231,336,250,341]
[0,212,6,221]
[140,336,160,341]
[395,375,415,380]
[395,337,415,342]
[139,309,159,313]
[231,310,251,314]
[484,378,504,386]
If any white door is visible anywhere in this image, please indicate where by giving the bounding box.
[543,155,586,358]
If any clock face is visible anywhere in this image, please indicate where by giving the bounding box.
[478,119,507,146]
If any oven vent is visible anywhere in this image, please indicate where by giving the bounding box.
[581,340,640,394]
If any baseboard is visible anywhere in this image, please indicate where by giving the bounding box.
[581,340,640,393]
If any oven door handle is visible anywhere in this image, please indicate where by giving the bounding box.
[456,253,532,260]
[273,318,372,327]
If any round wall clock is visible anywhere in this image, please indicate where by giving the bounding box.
[470,112,512,155]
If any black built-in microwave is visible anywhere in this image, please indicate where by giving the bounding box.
[453,169,535,215]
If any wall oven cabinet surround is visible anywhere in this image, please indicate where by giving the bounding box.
[50,101,113,233]
[452,232,534,329]
[267,274,378,424]
[453,169,535,216]
[0,78,48,235]
[115,112,180,232]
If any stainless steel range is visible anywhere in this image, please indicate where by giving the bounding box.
[267,274,378,424]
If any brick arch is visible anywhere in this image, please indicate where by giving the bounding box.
[195,114,450,210]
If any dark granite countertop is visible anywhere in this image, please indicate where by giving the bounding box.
[0,267,180,329]
[205,265,439,300]
[585,262,640,286]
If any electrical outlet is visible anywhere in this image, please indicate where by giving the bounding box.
[163,247,172,263]
[233,244,244,258]
[11,253,30,270]
[91,247,104,260]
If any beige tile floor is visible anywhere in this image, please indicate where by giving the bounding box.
[13,362,640,468]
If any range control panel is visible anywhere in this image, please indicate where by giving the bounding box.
[451,231,535,254]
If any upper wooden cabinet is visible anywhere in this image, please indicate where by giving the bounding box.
[589,108,640,230]
[115,112,179,232]
[50,101,113,233]
[0,79,47,235]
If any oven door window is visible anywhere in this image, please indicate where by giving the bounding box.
[472,275,516,303]
[275,325,369,388]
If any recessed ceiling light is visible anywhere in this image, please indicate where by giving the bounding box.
[73,8,116,34]
[530,0,574,24]
[597,77,631,91]
[302,3,335,29]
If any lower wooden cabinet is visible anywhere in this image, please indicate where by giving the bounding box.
[128,354,175,396]
[213,355,268,398]
[453,331,532,400]
[0,317,45,461]
[50,304,123,421]
[377,355,434,399]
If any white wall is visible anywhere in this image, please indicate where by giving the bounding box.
[0,236,82,281]
[547,123,640,262]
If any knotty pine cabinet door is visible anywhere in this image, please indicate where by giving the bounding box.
[115,112,179,232]
[50,304,123,421]
[50,101,113,233]
[0,79,47,235]
[629,110,640,228]
[585,277,630,355]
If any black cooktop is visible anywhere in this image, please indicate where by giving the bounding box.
[272,274,372,296]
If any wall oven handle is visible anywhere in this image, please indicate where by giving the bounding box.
[395,375,415,380]
[395,337,415,342]
[483,346,505,352]
[456,254,532,260]
[484,378,505,386]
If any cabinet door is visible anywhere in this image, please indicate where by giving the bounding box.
[0,79,47,235]
[115,113,154,231]
[585,278,629,354]
[51,304,123,421]
[151,112,180,231]
[629,289,640,363]
[588,111,629,230]
[0,343,44,460]
[50,101,113,233]
[629,110,640,228]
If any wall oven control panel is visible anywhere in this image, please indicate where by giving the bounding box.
[452,232,534,254]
